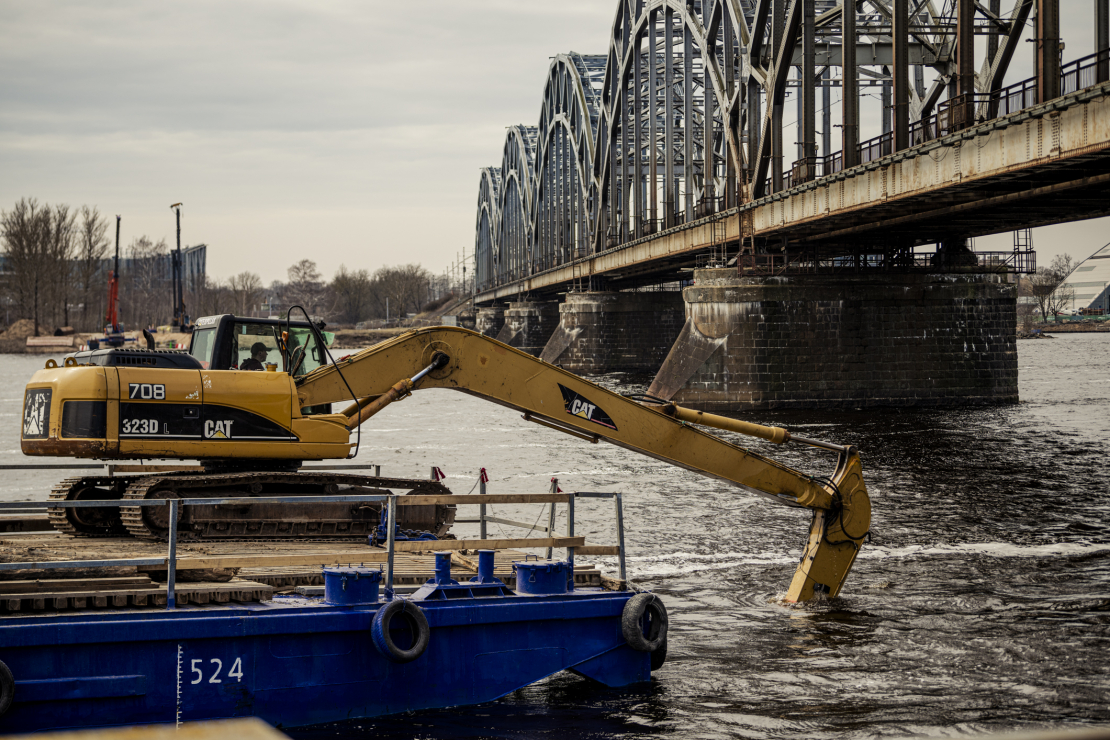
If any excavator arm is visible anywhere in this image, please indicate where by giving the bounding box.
[297,327,870,602]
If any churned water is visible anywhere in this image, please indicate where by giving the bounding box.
[1,334,1108,739]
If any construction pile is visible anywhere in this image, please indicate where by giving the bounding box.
[0,320,55,353]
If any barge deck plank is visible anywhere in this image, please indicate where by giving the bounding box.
[0,530,608,610]
[0,578,273,612]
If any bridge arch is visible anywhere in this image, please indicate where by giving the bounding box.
[497,125,539,283]
[531,52,607,273]
[592,0,742,250]
[474,167,501,294]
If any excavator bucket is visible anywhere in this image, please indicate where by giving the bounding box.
[785,450,871,601]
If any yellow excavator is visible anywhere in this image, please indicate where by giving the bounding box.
[21,314,870,602]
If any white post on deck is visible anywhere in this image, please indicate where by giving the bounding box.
[386,494,396,595]
[566,494,575,592]
[614,493,627,590]
[545,478,558,559]
[479,474,487,540]
[166,500,178,609]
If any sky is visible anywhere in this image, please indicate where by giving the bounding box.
[1,0,1107,286]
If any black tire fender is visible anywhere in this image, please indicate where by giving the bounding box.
[0,659,14,717]
[621,593,668,653]
[371,599,430,663]
[650,638,668,671]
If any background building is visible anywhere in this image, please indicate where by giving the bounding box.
[1062,243,1110,313]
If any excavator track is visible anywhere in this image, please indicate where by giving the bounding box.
[118,472,456,542]
[47,476,131,537]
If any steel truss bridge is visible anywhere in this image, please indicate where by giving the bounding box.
[473,0,1110,302]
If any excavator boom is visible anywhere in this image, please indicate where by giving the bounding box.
[299,327,871,601]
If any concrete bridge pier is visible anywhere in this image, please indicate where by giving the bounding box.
[648,269,1018,410]
[475,305,506,338]
[541,292,685,373]
[497,301,560,356]
[455,308,477,332]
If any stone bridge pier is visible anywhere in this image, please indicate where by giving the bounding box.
[469,292,686,370]
[647,269,1018,410]
[455,308,477,332]
[494,301,561,356]
[475,305,506,338]
[540,292,685,373]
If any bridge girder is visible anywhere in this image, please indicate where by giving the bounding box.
[475,167,501,293]
[531,53,606,278]
[470,0,1105,300]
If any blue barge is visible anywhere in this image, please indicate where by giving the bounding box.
[0,493,668,732]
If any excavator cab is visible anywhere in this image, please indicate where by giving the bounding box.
[188,315,335,376]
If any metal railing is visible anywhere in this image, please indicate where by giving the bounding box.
[736,248,1036,276]
[1062,48,1110,94]
[0,488,629,610]
[779,49,1110,191]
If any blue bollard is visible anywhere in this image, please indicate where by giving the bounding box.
[434,552,454,585]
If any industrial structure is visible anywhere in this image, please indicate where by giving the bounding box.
[466,0,1110,409]
[1062,242,1110,312]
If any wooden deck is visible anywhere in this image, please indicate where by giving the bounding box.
[0,527,608,614]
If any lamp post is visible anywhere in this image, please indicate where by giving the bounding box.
[169,203,185,330]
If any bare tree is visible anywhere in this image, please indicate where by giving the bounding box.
[286,259,324,316]
[228,271,263,316]
[370,264,431,319]
[1046,254,1077,319]
[1029,253,1077,321]
[188,274,237,320]
[329,266,374,325]
[44,204,77,328]
[1,198,73,335]
[75,206,109,331]
[123,236,170,330]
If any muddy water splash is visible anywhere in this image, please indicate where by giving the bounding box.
[1,334,1108,739]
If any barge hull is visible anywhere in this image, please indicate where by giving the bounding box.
[0,591,649,731]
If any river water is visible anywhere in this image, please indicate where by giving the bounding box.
[2,334,1108,739]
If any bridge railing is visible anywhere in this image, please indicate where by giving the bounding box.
[990,78,1039,118]
[1062,48,1110,95]
[779,50,1109,192]
[735,249,1035,276]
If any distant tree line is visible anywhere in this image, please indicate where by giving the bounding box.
[198,260,442,326]
[1,197,447,333]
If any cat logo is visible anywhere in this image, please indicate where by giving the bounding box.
[204,419,234,439]
[558,384,618,430]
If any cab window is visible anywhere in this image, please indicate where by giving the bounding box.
[189,328,217,369]
[233,324,283,370]
[285,328,335,376]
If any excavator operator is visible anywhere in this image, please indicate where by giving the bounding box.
[239,342,269,371]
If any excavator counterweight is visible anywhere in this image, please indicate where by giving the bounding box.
[21,320,870,600]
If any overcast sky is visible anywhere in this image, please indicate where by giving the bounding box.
[1,1,1106,286]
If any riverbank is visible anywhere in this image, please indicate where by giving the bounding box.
[1034,321,1110,332]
